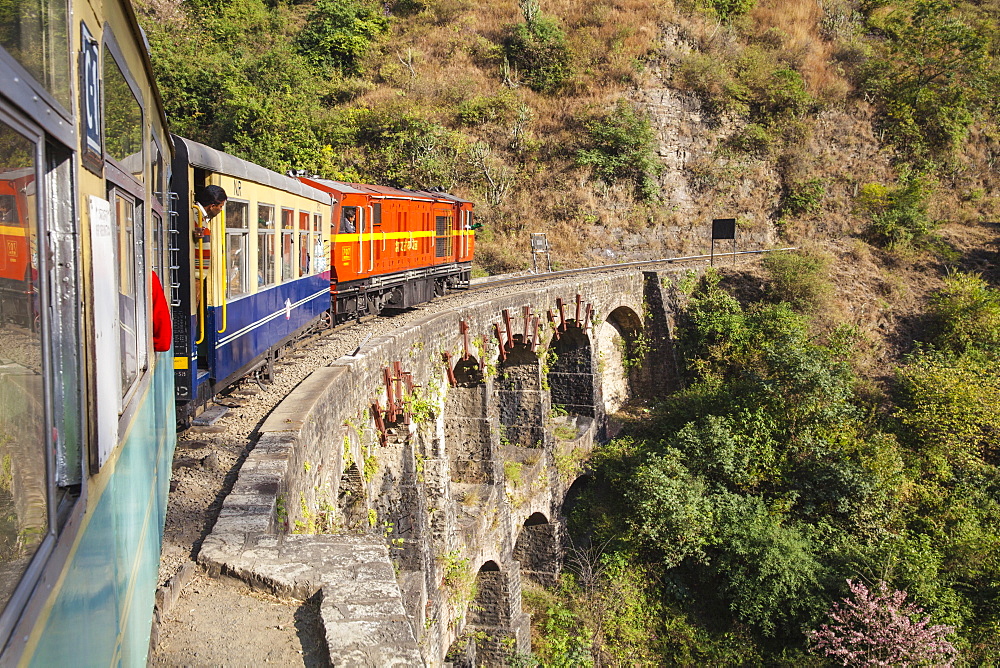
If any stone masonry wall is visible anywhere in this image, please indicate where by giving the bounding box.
[197,269,687,666]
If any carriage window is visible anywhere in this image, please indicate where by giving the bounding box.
[258,204,275,287]
[0,0,70,107]
[312,213,323,275]
[225,201,248,298]
[280,208,293,281]
[112,190,145,395]
[298,212,309,277]
[151,211,163,278]
[0,121,48,616]
[102,47,142,181]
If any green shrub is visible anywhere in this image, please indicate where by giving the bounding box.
[296,0,390,75]
[701,0,756,22]
[928,271,1000,353]
[575,99,662,201]
[779,178,825,218]
[503,13,572,94]
[723,123,774,157]
[857,172,936,248]
[762,250,832,313]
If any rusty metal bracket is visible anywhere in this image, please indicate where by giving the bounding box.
[502,309,514,349]
[557,297,566,331]
[372,401,388,446]
[383,367,398,421]
[460,320,471,360]
[443,352,458,386]
[493,323,507,361]
[583,303,593,331]
[575,294,582,325]
[530,316,541,352]
[547,309,559,340]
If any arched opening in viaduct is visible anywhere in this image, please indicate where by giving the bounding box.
[513,512,561,587]
[546,324,596,418]
[496,346,545,449]
[337,462,366,530]
[596,306,644,414]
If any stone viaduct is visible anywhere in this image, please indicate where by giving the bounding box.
[199,267,686,666]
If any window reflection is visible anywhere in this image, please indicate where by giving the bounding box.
[280,209,293,281]
[298,212,309,277]
[0,0,70,107]
[103,47,142,181]
[0,121,48,614]
[115,191,139,393]
[226,201,248,298]
[258,204,274,287]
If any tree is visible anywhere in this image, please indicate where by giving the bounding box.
[808,579,957,666]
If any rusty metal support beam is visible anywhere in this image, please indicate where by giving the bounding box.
[460,320,471,360]
[443,352,458,386]
[530,316,540,352]
[575,293,582,325]
[493,323,507,361]
[502,309,514,349]
[557,298,566,331]
[372,401,387,446]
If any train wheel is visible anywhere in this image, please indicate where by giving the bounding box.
[318,310,332,329]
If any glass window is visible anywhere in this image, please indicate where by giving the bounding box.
[312,213,323,275]
[280,208,293,281]
[258,204,275,287]
[0,120,47,615]
[151,138,163,205]
[102,46,142,181]
[113,190,145,394]
[298,212,309,277]
[225,201,248,298]
[151,211,163,279]
[0,0,70,107]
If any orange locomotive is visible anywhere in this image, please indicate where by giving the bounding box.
[299,178,475,323]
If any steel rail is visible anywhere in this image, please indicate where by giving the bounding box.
[469,246,800,290]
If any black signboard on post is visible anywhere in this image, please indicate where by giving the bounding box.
[711,218,737,266]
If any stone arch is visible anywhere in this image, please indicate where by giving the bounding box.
[546,325,596,417]
[338,462,366,530]
[596,306,644,413]
[453,355,484,386]
[513,512,561,586]
[495,346,545,449]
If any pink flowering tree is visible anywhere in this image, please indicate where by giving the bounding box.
[807,579,957,666]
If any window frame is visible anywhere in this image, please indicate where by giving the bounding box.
[0,103,76,650]
[224,199,249,299]
[257,203,276,288]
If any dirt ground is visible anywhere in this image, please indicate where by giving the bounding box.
[147,323,367,667]
[148,572,328,667]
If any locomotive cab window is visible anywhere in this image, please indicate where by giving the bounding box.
[225,200,248,298]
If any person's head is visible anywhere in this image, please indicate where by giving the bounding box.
[344,207,356,220]
[196,185,228,220]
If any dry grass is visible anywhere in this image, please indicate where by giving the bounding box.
[750,0,850,102]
